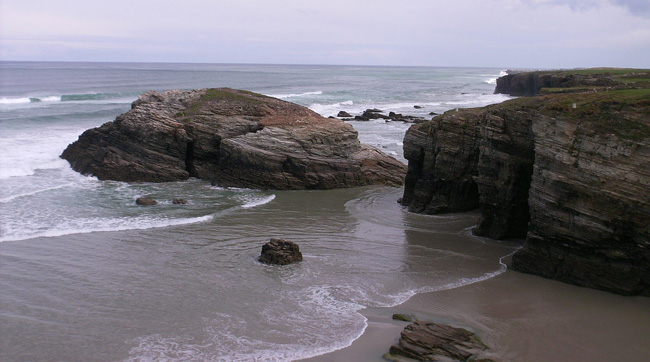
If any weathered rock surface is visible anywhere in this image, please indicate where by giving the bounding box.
[259,238,303,265]
[400,109,482,215]
[401,76,650,295]
[495,70,619,96]
[495,68,650,97]
[386,321,496,362]
[61,88,406,189]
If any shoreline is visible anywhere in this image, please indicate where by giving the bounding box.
[301,267,650,362]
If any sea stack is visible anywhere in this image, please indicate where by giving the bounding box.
[61,88,406,189]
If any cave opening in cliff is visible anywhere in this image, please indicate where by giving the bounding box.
[185,141,198,177]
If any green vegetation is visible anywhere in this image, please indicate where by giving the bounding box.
[199,88,265,103]
[504,87,650,142]
[392,313,416,322]
[472,334,490,350]
[533,68,649,77]
[176,88,268,118]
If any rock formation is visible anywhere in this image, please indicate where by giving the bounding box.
[338,108,428,123]
[401,70,650,295]
[494,69,643,96]
[259,238,303,265]
[61,88,406,189]
[385,321,496,362]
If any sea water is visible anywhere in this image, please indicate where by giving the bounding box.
[0,62,514,361]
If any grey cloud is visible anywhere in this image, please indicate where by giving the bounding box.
[612,0,650,15]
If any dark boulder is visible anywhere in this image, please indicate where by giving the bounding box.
[172,198,188,205]
[136,197,157,206]
[337,110,352,118]
[259,238,303,265]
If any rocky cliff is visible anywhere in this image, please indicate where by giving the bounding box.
[401,80,650,295]
[495,68,650,97]
[61,88,406,189]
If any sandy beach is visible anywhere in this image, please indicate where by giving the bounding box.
[303,264,650,362]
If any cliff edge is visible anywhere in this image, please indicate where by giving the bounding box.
[402,69,650,295]
[61,88,406,189]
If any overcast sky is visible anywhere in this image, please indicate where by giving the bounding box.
[1,0,649,68]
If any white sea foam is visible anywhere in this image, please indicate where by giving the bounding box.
[0,97,31,105]
[0,183,74,203]
[0,128,81,179]
[484,70,508,84]
[125,286,369,362]
[416,248,520,295]
[0,214,214,243]
[240,194,276,209]
[267,90,323,99]
[308,100,355,117]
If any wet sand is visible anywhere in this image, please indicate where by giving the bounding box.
[303,266,650,362]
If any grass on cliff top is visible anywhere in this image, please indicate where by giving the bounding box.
[506,89,650,141]
[532,68,650,77]
[177,88,268,118]
[532,68,650,88]
[200,88,266,102]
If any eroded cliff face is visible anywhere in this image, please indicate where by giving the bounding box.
[495,71,620,96]
[401,104,535,240]
[513,92,650,295]
[61,88,406,189]
[401,90,650,295]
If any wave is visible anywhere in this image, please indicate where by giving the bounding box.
[0,214,214,243]
[0,183,74,203]
[417,248,519,295]
[1,97,35,105]
[240,194,276,209]
[267,91,323,99]
[444,93,512,106]
[484,70,508,84]
[0,92,134,106]
[0,159,69,180]
[308,100,355,117]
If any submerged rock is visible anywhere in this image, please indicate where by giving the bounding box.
[259,238,303,265]
[61,88,406,189]
[386,321,496,362]
[172,198,188,205]
[135,197,157,206]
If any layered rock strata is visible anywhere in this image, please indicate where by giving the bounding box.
[386,321,496,362]
[61,88,406,189]
[495,71,619,96]
[401,88,650,295]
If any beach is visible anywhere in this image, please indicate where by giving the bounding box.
[1,62,648,361]
[305,262,650,362]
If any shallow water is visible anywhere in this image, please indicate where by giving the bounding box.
[0,187,518,361]
[1,62,521,361]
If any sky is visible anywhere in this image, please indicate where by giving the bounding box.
[1,0,649,68]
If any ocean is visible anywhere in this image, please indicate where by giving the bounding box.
[0,62,518,361]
